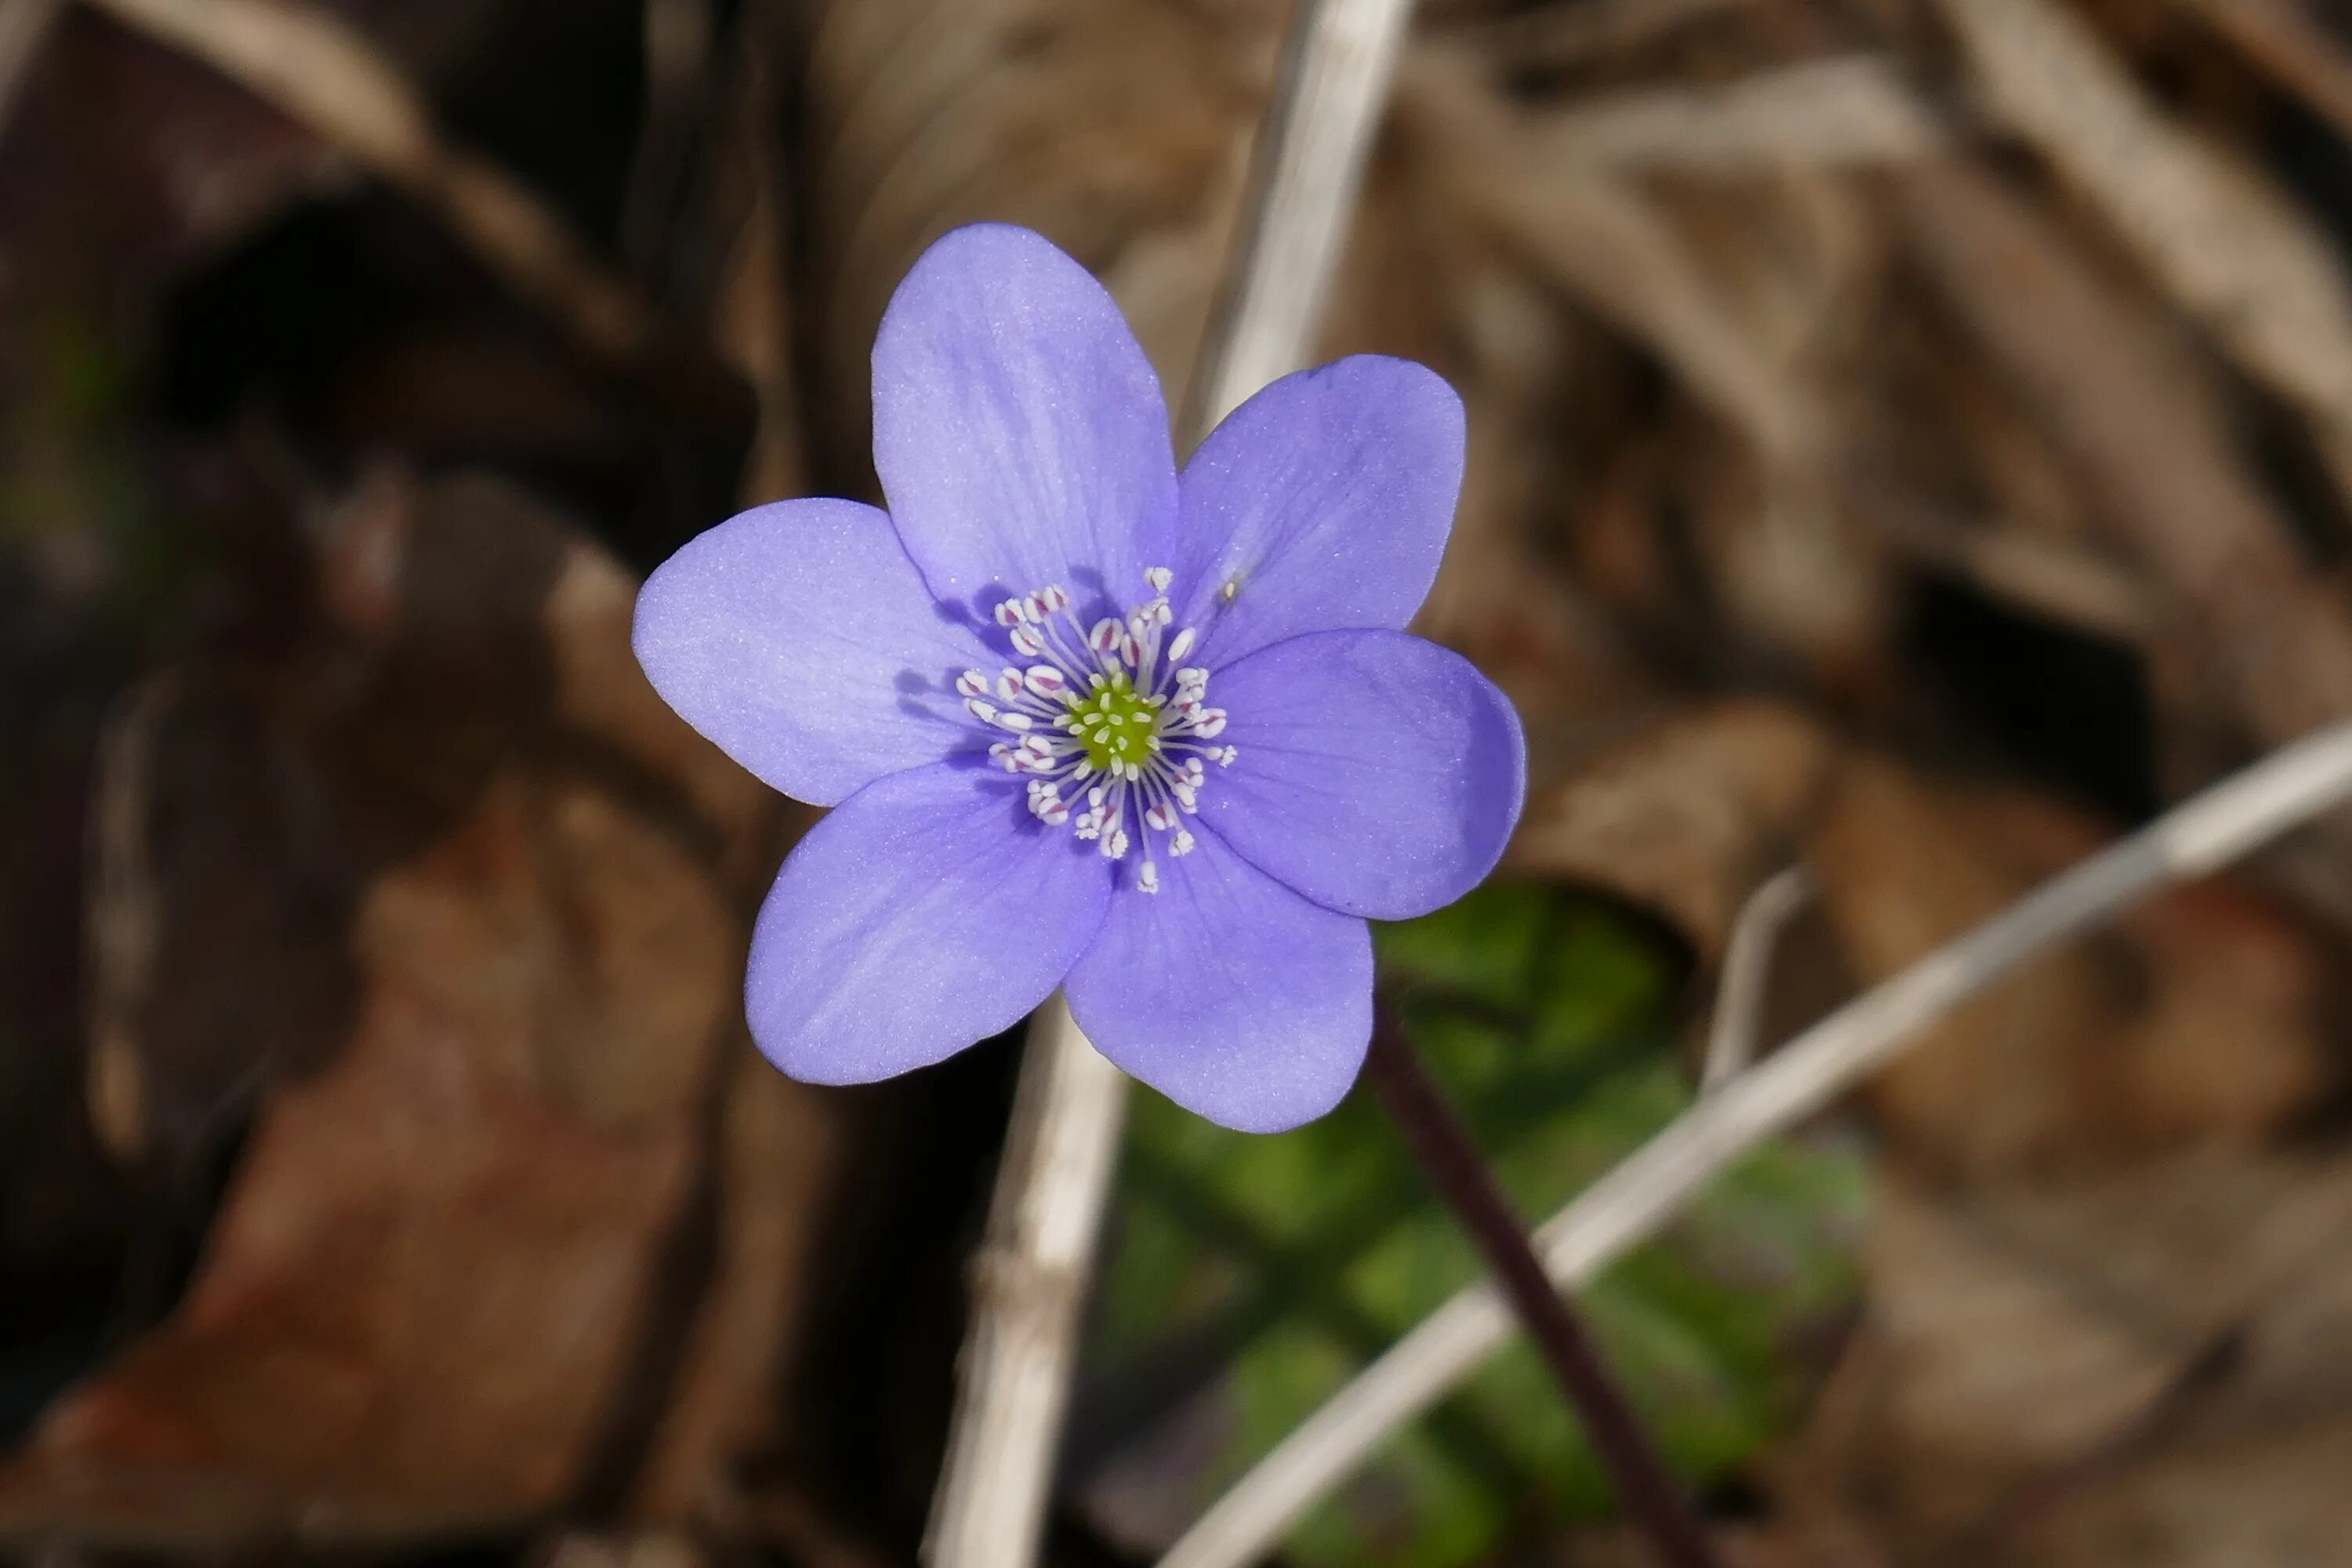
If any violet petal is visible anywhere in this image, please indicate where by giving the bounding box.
[873,223,1180,619]
[746,762,1112,1082]
[1067,825,1371,1133]
[1174,356,1464,666]
[1201,629,1525,920]
[633,497,989,807]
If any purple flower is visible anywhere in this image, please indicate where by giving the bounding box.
[632,224,1524,1132]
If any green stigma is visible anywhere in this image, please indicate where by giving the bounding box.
[1065,673,1162,772]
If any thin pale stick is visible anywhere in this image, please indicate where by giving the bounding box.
[1160,720,2352,1568]
[1363,1009,1721,1568]
[1179,0,1417,435]
[926,997,1131,1568]
[922,3,1417,1565]
[1701,867,1811,1092]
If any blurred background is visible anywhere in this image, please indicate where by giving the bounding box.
[8,0,2352,1564]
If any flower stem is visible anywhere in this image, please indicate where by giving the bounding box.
[1361,1000,1723,1568]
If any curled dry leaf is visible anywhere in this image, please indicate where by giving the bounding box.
[0,470,837,1548]
[1805,755,2335,1178]
[1509,699,2334,1178]
[1938,0,2352,514]
[1896,160,2352,767]
[1778,1153,2352,1563]
[1403,49,1828,470]
[1524,54,1951,176]
[1506,700,1837,963]
[791,0,1267,449]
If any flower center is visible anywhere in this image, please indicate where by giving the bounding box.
[1067,674,1160,772]
[954,567,1236,895]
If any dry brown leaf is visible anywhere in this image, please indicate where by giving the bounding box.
[85,671,358,1171]
[1806,754,2123,1178]
[1507,699,1837,960]
[1527,54,1950,175]
[1405,50,1827,468]
[1806,756,2334,1178]
[0,471,835,1548]
[1938,0,2352,514]
[1779,1154,2352,1562]
[2177,0,2352,154]
[1896,160,2352,761]
[793,0,1265,452]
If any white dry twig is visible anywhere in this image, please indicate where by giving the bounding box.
[924,997,1132,1568]
[1181,0,1418,436]
[1700,866,1810,1093]
[922,4,1417,1566]
[1159,720,2352,1568]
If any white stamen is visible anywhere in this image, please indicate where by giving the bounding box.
[954,575,1236,893]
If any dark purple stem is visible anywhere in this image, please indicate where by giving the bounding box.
[1362,1000,1723,1568]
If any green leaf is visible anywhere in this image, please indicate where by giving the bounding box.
[1079,883,1865,1566]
